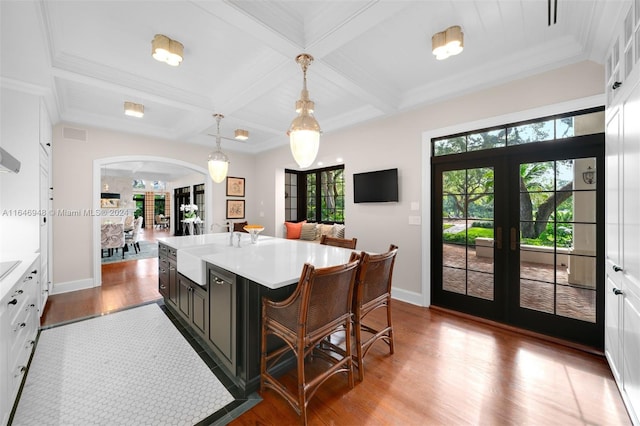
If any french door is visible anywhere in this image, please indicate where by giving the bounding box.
[174,187,190,236]
[432,136,604,347]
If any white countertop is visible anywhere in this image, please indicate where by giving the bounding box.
[157,233,231,250]
[159,233,356,289]
[0,253,39,301]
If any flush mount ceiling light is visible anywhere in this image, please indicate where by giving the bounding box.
[151,34,183,66]
[432,25,464,60]
[207,113,250,183]
[234,129,249,141]
[124,101,144,118]
[288,53,321,168]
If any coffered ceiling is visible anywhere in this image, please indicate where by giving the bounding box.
[0,0,626,157]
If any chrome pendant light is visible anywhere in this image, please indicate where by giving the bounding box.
[288,53,321,168]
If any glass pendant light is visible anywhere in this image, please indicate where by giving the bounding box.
[207,114,230,183]
[288,53,321,168]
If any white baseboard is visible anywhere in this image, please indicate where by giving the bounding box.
[51,278,96,295]
[391,287,427,307]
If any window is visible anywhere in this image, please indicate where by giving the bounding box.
[193,184,205,220]
[154,194,165,216]
[286,165,344,223]
[133,194,144,219]
[133,179,146,189]
[285,173,298,221]
[433,108,604,157]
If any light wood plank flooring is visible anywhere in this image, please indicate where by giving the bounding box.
[40,228,631,425]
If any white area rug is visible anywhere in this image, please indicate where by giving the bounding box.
[12,303,234,425]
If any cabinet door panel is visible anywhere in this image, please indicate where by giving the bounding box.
[178,276,191,319]
[209,267,236,371]
[623,86,640,282]
[606,108,622,278]
[168,260,178,307]
[605,277,622,382]
[191,285,208,337]
[622,285,640,423]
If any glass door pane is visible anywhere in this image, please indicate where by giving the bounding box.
[441,167,495,301]
[518,158,597,323]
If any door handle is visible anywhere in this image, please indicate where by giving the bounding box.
[613,265,623,272]
[613,288,623,296]
[495,227,502,250]
[510,227,517,251]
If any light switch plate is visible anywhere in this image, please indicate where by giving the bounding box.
[411,202,420,211]
[409,215,421,225]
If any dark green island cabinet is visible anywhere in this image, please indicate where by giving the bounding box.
[158,242,296,395]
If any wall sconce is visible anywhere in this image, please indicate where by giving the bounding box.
[151,34,183,66]
[124,101,144,118]
[582,166,596,184]
[432,25,464,60]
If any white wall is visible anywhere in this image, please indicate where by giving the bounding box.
[51,125,256,291]
[254,60,605,305]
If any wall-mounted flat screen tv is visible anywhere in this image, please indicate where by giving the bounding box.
[353,168,398,203]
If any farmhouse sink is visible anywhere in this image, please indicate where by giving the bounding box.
[177,244,224,285]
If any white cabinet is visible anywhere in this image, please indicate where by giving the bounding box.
[605,2,640,422]
[0,89,53,317]
[0,255,39,426]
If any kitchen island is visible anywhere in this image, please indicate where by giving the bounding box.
[156,233,355,395]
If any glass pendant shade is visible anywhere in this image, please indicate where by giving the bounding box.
[206,113,243,183]
[289,53,320,168]
[208,150,229,183]
[289,114,320,168]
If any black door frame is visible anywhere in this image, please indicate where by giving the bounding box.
[431,133,605,348]
[174,186,191,236]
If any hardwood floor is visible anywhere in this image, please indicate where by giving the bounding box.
[233,302,630,425]
[40,227,631,425]
[40,227,166,327]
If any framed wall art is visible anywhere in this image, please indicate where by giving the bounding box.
[226,177,245,197]
[226,199,245,219]
[100,198,119,208]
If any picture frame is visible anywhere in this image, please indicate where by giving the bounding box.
[226,176,245,197]
[226,200,245,219]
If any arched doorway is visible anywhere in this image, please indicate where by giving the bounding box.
[92,156,210,286]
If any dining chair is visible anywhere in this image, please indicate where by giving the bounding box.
[101,223,125,258]
[125,217,144,254]
[260,253,361,425]
[155,214,169,229]
[319,234,358,249]
[352,244,398,381]
[124,215,135,232]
